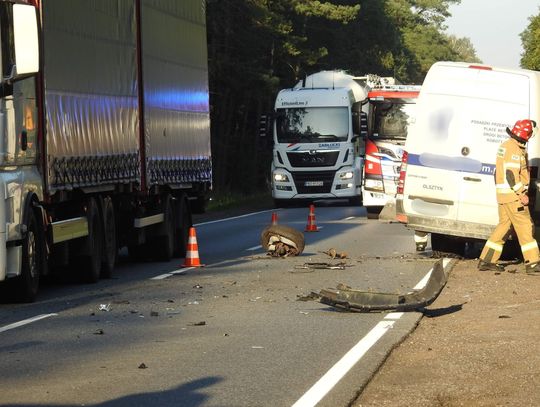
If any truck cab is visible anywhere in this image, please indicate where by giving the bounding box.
[270,71,369,206]
[362,86,420,217]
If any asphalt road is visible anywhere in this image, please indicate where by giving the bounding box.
[0,202,442,407]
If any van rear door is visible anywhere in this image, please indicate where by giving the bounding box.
[404,64,530,234]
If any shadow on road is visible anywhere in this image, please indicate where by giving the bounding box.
[0,376,223,407]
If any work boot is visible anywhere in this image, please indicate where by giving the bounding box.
[477,260,505,272]
[525,262,540,275]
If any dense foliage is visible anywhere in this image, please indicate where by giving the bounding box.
[206,0,480,195]
[521,9,540,70]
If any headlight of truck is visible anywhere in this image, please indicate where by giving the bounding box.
[274,173,289,182]
[339,171,354,180]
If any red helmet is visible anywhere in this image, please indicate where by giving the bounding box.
[506,119,537,142]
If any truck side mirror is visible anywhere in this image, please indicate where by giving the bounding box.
[352,110,368,137]
[12,4,39,77]
[259,114,270,138]
[258,113,274,149]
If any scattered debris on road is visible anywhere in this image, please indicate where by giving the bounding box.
[321,248,348,259]
[296,292,321,302]
[319,259,450,312]
[293,262,352,271]
[99,304,111,312]
[188,321,206,326]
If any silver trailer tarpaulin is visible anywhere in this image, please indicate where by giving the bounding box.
[42,0,211,193]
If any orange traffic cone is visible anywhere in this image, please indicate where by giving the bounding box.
[305,204,318,232]
[271,212,278,225]
[182,227,204,267]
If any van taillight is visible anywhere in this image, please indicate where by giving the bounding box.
[397,151,408,195]
[365,139,382,175]
[468,64,492,71]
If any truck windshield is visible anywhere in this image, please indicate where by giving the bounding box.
[275,107,349,143]
[371,99,417,141]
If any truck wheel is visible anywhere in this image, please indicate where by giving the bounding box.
[78,198,103,283]
[173,195,192,258]
[153,195,174,261]
[100,196,117,278]
[190,195,207,214]
[260,224,305,254]
[13,209,43,302]
[349,196,362,206]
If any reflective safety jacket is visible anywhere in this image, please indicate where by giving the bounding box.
[495,137,529,204]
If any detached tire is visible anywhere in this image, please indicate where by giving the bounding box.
[260,225,305,254]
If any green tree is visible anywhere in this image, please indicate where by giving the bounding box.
[205,0,481,195]
[446,35,482,63]
[521,9,540,70]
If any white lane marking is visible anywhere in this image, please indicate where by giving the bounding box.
[194,209,277,226]
[384,312,404,320]
[0,313,58,334]
[246,245,262,251]
[292,320,396,407]
[151,267,193,280]
[293,258,451,407]
[414,258,451,290]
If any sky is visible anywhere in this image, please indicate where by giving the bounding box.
[445,0,540,69]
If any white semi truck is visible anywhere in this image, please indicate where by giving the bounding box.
[269,71,379,206]
[0,0,212,301]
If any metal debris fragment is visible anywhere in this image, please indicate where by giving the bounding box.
[319,259,450,312]
[188,321,206,326]
[99,304,111,312]
[294,262,351,270]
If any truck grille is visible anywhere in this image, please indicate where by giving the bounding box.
[292,171,335,194]
[287,151,339,168]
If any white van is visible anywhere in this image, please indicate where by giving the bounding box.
[395,61,540,254]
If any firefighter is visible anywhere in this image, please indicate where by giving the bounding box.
[478,119,540,273]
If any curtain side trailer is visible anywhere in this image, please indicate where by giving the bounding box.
[0,0,212,301]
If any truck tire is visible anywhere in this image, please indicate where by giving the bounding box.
[190,195,207,214]
[260,224,305,254]
[100,196,117,278]
[366,206,382,219]
[173,195,192,258]
[153,194,174,261]
[78,198,103,283]
[12,208,43,302]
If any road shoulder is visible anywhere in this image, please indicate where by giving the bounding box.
[354,258,540,406]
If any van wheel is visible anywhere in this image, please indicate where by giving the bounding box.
[12,209,43,302]
[431,233,465,258]
[366,206,382,219]
[78,198,103,283]
[100,196,117,278]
